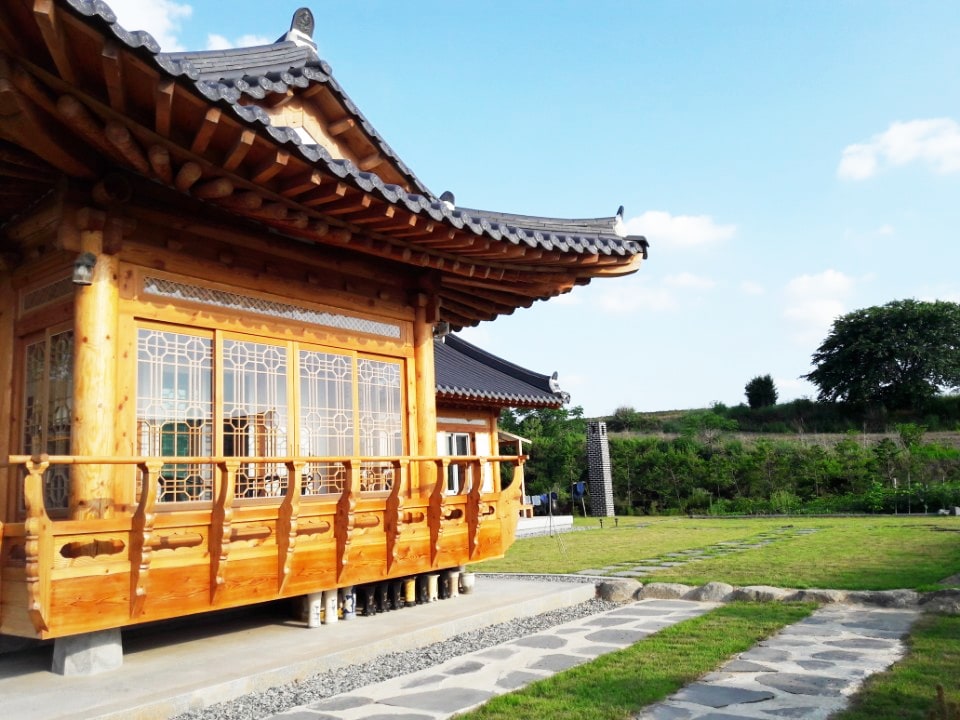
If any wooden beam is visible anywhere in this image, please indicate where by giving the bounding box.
[278,169,322,198]
[357,153,381,171]
[71,223,119,519]
[251,149,289,183]
[328,117,355,136]
[33,0,76,84]
[192,177,233,199]
[101,42,126,113]
[349,204,395,226]
[104,121,150,173]
[0,66,95,176]
[174,160,202,192]
[147,144,173,184]
[56,94,121,159]
[217,190,263,211]
[154,80,174,137]
[300,181,348,207]
[190,107,221,154]
[318,192,372,216]
[223,128,255,171]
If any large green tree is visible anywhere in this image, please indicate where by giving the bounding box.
[804,299,960,409]
[744,374,778,408]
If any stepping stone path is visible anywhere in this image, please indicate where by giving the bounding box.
[261,599,916,720]
[636,603,917,719]
[578,526,819,579]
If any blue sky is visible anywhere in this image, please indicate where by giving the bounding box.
[108,1,960,416]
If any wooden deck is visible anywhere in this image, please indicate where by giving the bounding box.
[0,454,523,640]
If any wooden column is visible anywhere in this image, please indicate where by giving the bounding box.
[0,271,14,522]
[413,294,439,496]
[69,214,120,519]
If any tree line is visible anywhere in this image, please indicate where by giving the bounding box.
[501,406,960,516]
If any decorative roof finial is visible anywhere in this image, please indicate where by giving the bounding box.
[291,8,315,38]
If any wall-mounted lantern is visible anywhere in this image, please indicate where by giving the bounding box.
[72,252,98,286]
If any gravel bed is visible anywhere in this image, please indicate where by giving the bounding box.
[173,584,614,720]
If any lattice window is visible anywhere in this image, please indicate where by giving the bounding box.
[223,339,289,499]
[358,358,402,492]
[20,329,73,513]
[21,276,73,315]
[299,349,353,495]
[137,329,213,502]
[143,276,401,339]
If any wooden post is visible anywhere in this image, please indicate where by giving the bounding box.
[0,273,14,522]
[413,294,438,496]
[69,216,120,519]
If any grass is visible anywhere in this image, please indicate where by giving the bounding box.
[459,602,816,720]
[477,516,960,590]
[471,515,960,719]
[835,613,960,720]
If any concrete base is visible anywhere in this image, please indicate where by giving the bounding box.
[516,515,574,538]
[51,629,123,676]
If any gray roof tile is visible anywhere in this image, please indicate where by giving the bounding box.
[435,335,567,408]
[62,0,649,262]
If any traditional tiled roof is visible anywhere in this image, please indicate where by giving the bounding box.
[0,1,650,327]
[435,334,567,408]
[61,0,647,261]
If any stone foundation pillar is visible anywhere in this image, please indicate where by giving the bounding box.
[52,628,123,675]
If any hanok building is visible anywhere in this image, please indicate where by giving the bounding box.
[0,1,648,669]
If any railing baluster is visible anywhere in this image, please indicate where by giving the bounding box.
[130,460,161,617]
[335,459,359,580]
[278,461,304,592]
[210,460,238,603]
[384,459,407,572]
[428,458,448,566]
[23,456,51,632]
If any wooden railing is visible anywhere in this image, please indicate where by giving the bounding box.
[0,453,525,637]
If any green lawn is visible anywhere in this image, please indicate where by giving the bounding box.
[471,515,960,719]
[834,613,960,720]
[477,516,960,590]
[460,602,815,720]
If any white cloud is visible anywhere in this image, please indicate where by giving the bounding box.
[207,33,273,51]
[597,285,677,313]
[622,210,736,247]
[838,118,960,180]
[782,269,857,345]
[877,224,895,236]
[663,272,715,290]
[740,281,765,295]
[107,0,192,52]
[917,286,960,304]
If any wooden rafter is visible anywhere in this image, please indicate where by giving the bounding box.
[155,80,174,137]
[251,149,289,183]
[100,42,125,113]
[104,121,150,173]
[328,117,355,136]
[223,129,255,171]
[0,62,95,176]
[279,169,322,197]
[190,108,222,155]
[33,0,76,85]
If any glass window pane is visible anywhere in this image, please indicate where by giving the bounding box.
[299,349,352,496]
[358,358,402,493]
[223,339,288,499]
[137,329,213,502]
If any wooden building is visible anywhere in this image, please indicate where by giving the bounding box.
[0,0,648,659]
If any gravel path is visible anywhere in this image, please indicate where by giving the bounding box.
[173,576,615,720]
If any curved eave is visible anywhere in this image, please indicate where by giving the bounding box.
[436,388,565,409]
[0,0,648,328]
